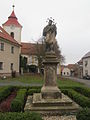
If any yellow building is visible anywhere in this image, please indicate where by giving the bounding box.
[0,26,20,77]
[0,7,22,77]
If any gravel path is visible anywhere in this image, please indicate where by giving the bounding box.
[43,115,76,120]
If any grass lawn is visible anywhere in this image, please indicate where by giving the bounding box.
[57,77,84,88]
[0,74,84,87]
[0,74,44,84]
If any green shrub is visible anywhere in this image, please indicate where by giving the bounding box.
[0,86,14,102]
[76,108,90,120]
[74,87,90,98]
[0,112,43,120]
[11,89,27,112]
[62,89,90,108]
[59,86,76,90]
[27,88,41,95]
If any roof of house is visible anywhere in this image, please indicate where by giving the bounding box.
[67,64,75,69]
[77,59,83,65]
[2,10,22,28]
[0,26,20,46]
[82,52,90,59]
[21,42,37,55]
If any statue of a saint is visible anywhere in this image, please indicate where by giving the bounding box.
[43,18,57,52]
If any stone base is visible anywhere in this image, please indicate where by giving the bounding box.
[41,86,62,99]
[24,93,80,115]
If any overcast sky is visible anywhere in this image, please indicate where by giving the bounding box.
[0,0,90,64]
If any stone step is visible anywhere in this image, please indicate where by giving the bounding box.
[24,94,80,115]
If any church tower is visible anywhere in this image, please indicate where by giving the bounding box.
[2,5,22,44]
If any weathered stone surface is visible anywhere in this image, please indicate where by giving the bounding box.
[41,86,62,99]
[43,115,76,120]
[41,51,61,99]
[24,94,79,115]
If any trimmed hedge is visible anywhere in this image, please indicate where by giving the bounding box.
[27,88,41,95]
[76,108,90,120]
[0,112,43,120]
[62,89,90,108]
[74,87,90,98]
[11,89,27,112]
[0,86,14,102]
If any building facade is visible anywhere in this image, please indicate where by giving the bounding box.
[61,67,71,76]
[82,52,90,76]
[0,7,22,77]
[0,7,61,76]
[0,26,20,77]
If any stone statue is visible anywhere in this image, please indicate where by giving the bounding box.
[43,18,57,52]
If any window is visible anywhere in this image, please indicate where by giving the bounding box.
[10,32,14,38]
[11,63,13,70]
[67,72,69,75]
[85,70,88,76]
[85,61,88,67]
[0,62,3,70]
[0,43,4,51]
[11,46,14,54]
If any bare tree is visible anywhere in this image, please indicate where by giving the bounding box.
[36,37,65,74]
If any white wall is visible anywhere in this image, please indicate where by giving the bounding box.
[0,39,20,76]
[83,57,90,76]
[62,68,70,76]
[3,26,22,44]
[21,55,38,66]
[57,64,61,75]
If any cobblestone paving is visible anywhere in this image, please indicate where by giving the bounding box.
[43,115,76,120]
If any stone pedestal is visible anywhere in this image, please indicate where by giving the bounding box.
[24,51,80,115]
[41,51,62,99]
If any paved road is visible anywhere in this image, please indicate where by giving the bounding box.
[67,77,90,88]
[0,81,42,87]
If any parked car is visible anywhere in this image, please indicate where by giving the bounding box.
[83,75,90,80]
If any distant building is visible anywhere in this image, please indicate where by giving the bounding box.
[0,7,22,77]
[82,51,90,76]
[0,26,20,77]
[2,10,22,44]
[21,42,39,73]
[61,66,70,76]
[67,64,75,76]
[0,6,61,76]
[76,59,83,78]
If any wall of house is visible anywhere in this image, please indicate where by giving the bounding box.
[83,57,90,76]
[21,54,61,75]
[0,39,20,76]
[21,55,38,66]
[57,64,61,75]
[62,68,70,76]
[3,26,22,44]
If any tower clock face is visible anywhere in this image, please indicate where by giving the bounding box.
[10,25,15,30]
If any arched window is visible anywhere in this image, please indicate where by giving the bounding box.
[10,32,14,38]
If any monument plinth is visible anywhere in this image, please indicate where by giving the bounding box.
[41,52,62,99]
[24,18,80,115]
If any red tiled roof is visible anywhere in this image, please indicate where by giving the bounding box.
[67,64,75,69]
[0,26,20,46]
[21,42,37,55]
[2,10,22,28]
